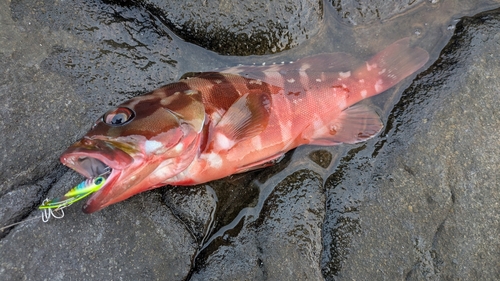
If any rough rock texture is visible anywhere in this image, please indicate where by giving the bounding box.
[330,0,426,25]
[0,174,196,280]
[1,0,500,280]
[136,0,323,55]
[321,9,500,280]
[190,170,325,280]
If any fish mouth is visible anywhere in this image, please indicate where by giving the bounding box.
[63,155,113,179]
[60,137,135,213]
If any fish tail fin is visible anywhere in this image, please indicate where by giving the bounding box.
[352,37,429,99]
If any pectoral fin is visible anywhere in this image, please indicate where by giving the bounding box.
[310,104,383,146]
[211,92,271,151]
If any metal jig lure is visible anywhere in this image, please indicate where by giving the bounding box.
[39,175,108,222]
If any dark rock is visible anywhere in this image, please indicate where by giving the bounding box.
[1,0,499,280]
[309,149,333,169]
[329,0,425,25]
[0,166,66,238]
[162,185,218,242]
[134,0,323,56]
[0,179,196,280]
[321,8,500,280]
[0,56,87,196]
[190,169,325,280]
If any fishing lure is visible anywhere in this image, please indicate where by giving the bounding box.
[39,176,107,222]
[0,176,108,230]
[39,176,107,210]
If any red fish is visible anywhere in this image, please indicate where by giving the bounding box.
[60,38,429,213]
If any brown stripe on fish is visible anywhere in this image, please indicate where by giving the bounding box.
[188,72,244,116]
[156,81,193,98]
[119,97,182,137]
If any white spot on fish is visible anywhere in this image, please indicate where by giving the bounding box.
[366,62,377,71]
[375,79,384,93]
[378,69,386,75]
[251,136,263,150]
[280,121,292,141]
[316,78,322,82]
[215,132,235,150]
[210,111,222,122]
[339,71,351,78]
[204,152,222,169]
[342,84,347,88]
[358,79,365,83]
[313,116,324,130]
[300,63,311,71]
[311,116,329,139]
[262,62,266,66]
[338,98,347,109]
[214,79,222,84]
[145,140,163,154]
[249,79,262,85]
[173,142,184,152]
[287,78,295,83]
[184,89,198,95]
[361,90,368,98]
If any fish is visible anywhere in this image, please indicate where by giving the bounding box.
[60,38,429,213]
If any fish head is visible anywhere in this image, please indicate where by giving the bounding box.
[60,87,205,213]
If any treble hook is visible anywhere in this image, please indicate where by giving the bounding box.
[40,199,66,222]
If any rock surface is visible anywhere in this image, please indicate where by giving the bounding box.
[322,10,500,279]
[1,0,499,280]
[136,0,323,55]
[330,0,426,25]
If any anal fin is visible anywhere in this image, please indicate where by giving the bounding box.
[310,104,383,146]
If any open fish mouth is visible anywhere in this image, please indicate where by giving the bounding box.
[72,157,110,178]
[59,137,136,212]
[60,137,134,178]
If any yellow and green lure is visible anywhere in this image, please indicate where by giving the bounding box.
[39,176,106,222]
[0,176,107,229]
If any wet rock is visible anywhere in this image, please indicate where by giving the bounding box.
[1,1,195,279]
[329,0,425,25]
[11,0,179,113]
[1,0,500,280]
[0,55,87,196]
[321,8,500,280]
[0,174,196,280]
[162,185,218,242]
[0,167,66,239]
[190,169,325,280]
[309,149,333,169]
[135,0,323,55]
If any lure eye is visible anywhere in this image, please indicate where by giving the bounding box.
[94,177,104,186]
[104,107,135,126]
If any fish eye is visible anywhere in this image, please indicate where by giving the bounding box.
[103,107,135,126]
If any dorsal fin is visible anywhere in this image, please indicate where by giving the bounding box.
[215,53,358,91]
